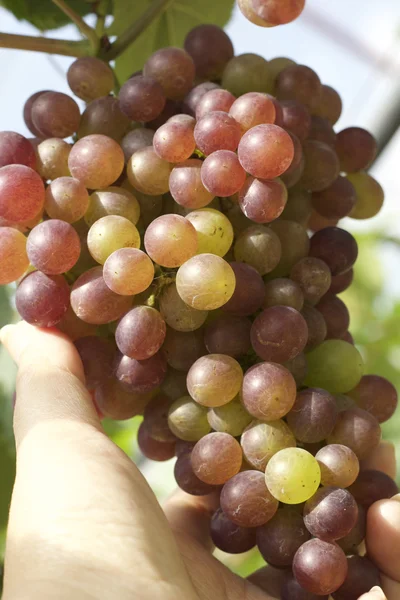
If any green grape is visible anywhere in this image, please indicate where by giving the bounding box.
[36,138,71,180]
[87,215,140,265]
[222,54,272,96]
[85,187,141,227]
[127,147,172,196]
[159,283,208,332]
[168,396,211,441]
[234,225,281,275]
[187,354,243,408]
[241,420,296,471]
[267,220,310,277]
[67,57,114,103]
[305,339,364,393]
[207,396,252,437]
[347,172,384,220]
[185,208,233,257]
[0,227,29,284]
[265,448,321,504]
[176,254,236,310]
[68,134,125,190]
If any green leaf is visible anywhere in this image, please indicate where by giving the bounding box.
[0,0,96,31]
[109,0,235,83]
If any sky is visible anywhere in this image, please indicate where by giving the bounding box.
[0,0,400,495]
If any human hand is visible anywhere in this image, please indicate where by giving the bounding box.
[1,322,399,600]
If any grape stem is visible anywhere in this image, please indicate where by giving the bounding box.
[51,0,99,52]
[103,0,175,60]
[0,32,91,57]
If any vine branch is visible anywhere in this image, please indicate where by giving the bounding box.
[51,0,99,52]
[103,0,175,60]
[0,32,91,57]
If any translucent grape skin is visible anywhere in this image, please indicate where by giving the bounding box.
[332,555,381,600]
[311,175,356,220]
[27,219,81,275]
[257,508,311,567]
[229,92,276,133]
[263,277,304,311]
[191,432,242,485]
[201,150,246,197]
[290,257,332,305]
[309,227,358,276]
[163,328,207,372]
[168,396,211,441]
[119,75,166,122]
[185,207,233,257]
[45,177,89,223]
[287,388,338,443]
[251,305,308,363]
[176,254,236,310]
[71,266,132,325]
[182,82,220,116]
[67,56,114,102]
[280,99,311,141]
[144,214,197,268]
[234,225,282,275]
[207,396,252,437]
[77,96,131,142]
[159,283,208,332]
[68,134,125,190]
[0,227,29,284]
[327,407,381,459]
[187,354,243,408]
[0,131,36,169]
[276,65,322,111]
[195,89,236,119]
[23,90,50,137]
[251,0,306,25]
[241,419,296,471]
[305,340,364,394]
[293,539,348,596]
[347,171,385,220]
[281,572,329,600]
[0,164,45,223]
[16,271,70,328]
[303,487,358,541]
[222,53,272,97]
[194,111,242,156]
[204,314,251,358]
[308,209,338,233]
[222,262,265,316]
[169,159,214,209]
[128,146,172,196]
[153,120,195,163]
[335,127,377,173]
[121,128,155,162]
[115,306,166,360]
[94,378,153,421]
[115,350,167,394]
[316,293,350,339]
[221,471,279,527]
[268,219,310,277]
[85,187,140,228]
[242,362,297,421]
[137,422,176,462]
[238,124,294,180]
[330,269,354,295]
[300,140,340,192]
[347,374,398,423]
[238,176,287,223]
[103,248,154,296]
[74,336,115,389]
[143,47,195,100]
[315,444,359,488]
[88,215,140,265]
[348,469,398,508]
[184,24,234,80]
[210,508,256,554]
[314,84,343,125]
[265,448,321,504]
[174,451,215,496]
[31,91,80,138]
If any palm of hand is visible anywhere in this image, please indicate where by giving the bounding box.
[1,322,399,600]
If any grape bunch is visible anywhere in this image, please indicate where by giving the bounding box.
[0,19,397,600]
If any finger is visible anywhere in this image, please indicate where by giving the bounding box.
[2,322,197,600]
[381,574,400,600]
[366,495,400,583]
[360,441,397,479]
[163,488,220,550]
[358,586,387,600]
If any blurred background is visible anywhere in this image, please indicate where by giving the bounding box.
[0,0,400,579]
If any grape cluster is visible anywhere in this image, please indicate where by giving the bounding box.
[0,19,397,600]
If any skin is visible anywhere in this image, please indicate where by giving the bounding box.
[0,321,399,600]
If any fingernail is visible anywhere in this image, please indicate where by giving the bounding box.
[370,586,386,598]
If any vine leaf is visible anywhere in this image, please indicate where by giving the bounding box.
[109,0,235,84]
[0,0,104,31]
